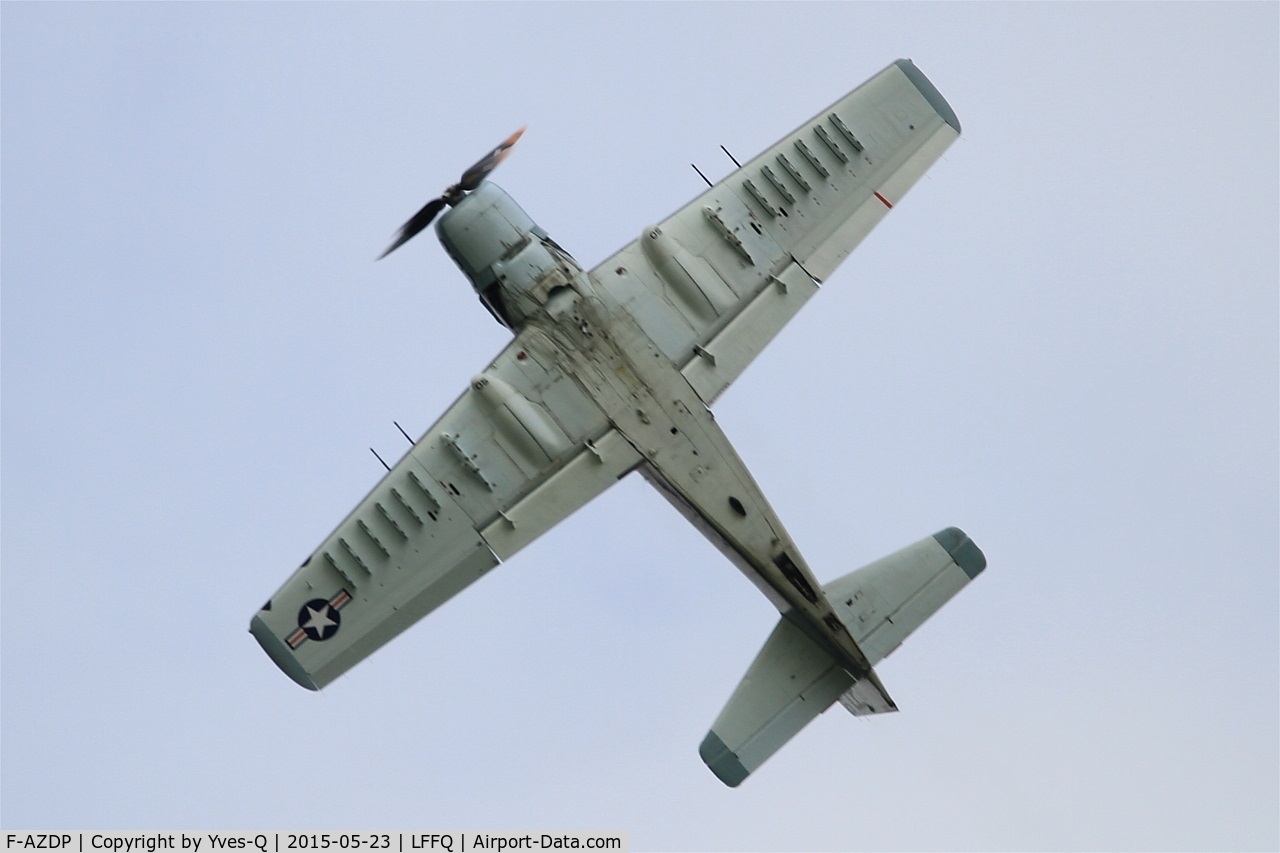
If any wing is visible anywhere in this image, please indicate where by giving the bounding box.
[588,59,960,405]
[251,324,642,689]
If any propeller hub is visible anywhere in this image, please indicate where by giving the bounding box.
[442,185,465,206]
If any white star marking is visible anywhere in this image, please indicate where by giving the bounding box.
[302,604,337,636]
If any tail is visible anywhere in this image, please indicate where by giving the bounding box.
[699,527,986,787]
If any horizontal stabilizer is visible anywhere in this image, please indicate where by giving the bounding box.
[826,526,986,668]
[699,616,854,787]
[699,527,985,786]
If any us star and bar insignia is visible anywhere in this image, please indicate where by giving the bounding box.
[286,589,352,649]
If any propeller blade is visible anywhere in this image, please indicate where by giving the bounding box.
[377,128,525,260]
[458,126,526,192]
[377,196,447,260]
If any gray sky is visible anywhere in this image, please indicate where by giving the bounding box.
[3,3,1277,850]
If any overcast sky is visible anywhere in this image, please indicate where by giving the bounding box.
[3,3,1277,851]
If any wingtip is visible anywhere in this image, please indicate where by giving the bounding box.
[894,59,962,135]
[250,615,320,691]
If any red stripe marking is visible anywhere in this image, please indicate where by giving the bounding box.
[874,191,894,209]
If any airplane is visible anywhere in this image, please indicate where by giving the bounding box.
[251,59,985,787]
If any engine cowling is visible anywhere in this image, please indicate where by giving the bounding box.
[435,182,582,329]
